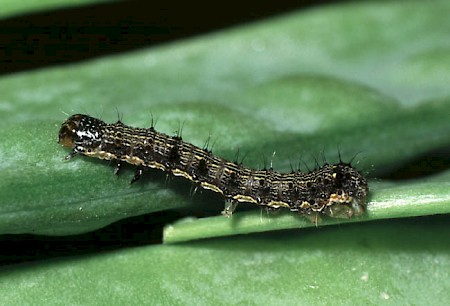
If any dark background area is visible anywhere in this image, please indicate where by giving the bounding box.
[0,0,336,76]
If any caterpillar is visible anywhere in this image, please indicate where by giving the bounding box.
[58,114,368,222]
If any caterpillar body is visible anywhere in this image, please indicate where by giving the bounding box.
[58,114,368,222]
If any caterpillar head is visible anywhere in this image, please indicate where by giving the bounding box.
[59,114,105,154]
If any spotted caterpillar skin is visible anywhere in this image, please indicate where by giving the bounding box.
[58,114,368,222]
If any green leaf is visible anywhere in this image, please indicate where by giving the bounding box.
[1,1,450,236]
[1,216,449,304]
[165,171,450,243]
[0,0,111,18]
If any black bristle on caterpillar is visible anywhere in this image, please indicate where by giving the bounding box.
[58,114,369,222]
